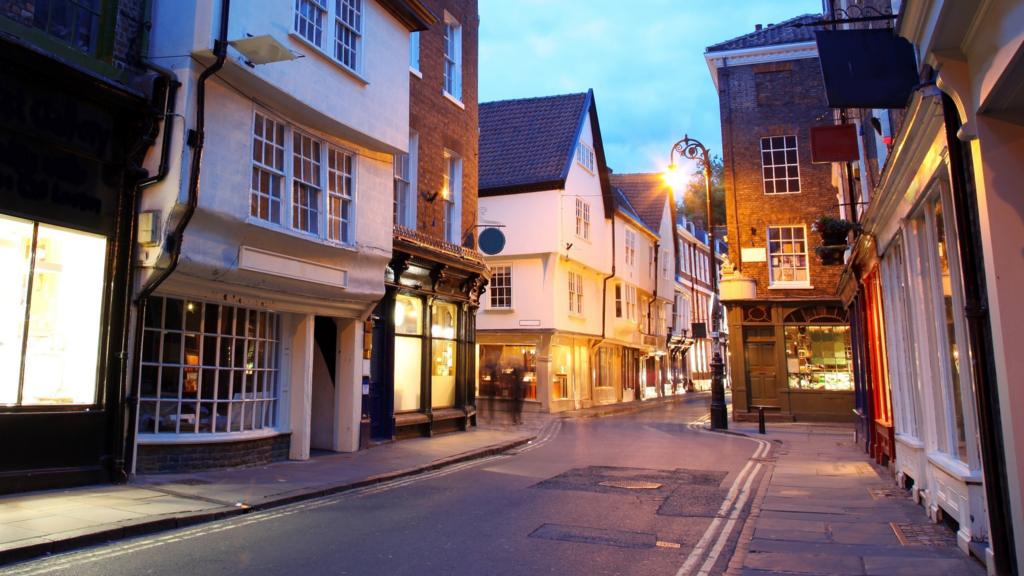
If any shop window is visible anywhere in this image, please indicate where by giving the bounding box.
[0,215,106,407]
[393,293,423,411]
[784,325,853,391]
[430,300,458,408]
[551,344,571,400]
[137,297,279,434]
[478,345,537,400]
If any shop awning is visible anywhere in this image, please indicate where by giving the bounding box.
[815,29,919,109]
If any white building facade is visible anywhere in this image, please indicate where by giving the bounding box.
[131,0,430,472]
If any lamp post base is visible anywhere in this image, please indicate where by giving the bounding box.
[709,352,728,430]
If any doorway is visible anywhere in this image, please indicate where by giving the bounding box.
[310,316,337,451]
[744,326,777,406]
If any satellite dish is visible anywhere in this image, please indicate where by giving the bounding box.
[478,227,506,255]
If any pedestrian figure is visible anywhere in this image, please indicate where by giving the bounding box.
[510,365,525,425]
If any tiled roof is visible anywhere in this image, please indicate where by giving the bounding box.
[612,186,658,236]
[479,92,590,194]
[610,173,669,234]
[705,14,821,53]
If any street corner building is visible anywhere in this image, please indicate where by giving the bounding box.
[475,89,678,417]
[369,0,488,441]
[0,0,169,492]
[705,14,855,423]
[124,0,433,473]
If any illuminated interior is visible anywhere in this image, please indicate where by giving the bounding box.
[394,294,423,411]
[430,301,457,407]
[784,325,853,391]
[0,214,106,406]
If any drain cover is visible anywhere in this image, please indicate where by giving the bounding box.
[598,480,663,490]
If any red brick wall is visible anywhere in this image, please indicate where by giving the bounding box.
[718,56,843,300]
[409,0,479,246]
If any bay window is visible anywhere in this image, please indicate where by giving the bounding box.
[250,110,356,244]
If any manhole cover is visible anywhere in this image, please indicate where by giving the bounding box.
[598,480,663,490]
[891,522,959,546]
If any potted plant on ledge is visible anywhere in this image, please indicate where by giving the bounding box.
[812,216,857,265]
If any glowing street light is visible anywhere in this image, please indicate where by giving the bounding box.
[665,135,727,431]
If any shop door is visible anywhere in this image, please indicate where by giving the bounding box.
[745,341,777,405]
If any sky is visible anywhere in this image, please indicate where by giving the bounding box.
[478,0,823,175]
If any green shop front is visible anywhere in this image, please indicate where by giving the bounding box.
[727,302,854,421]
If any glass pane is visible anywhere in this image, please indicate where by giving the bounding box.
[431,301,458,339]
[394,335,421,411]
[431,339,456,408]
[20,223,106,405]
[138,401,157,434]
[394,294,423,335]
[0,213,33,401]
[934,201,968,462]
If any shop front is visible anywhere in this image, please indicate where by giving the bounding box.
[370,236,488,440]
[0,42,158,493]
[728,303,854,421]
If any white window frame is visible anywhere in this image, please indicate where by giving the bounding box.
[575,198,591,240]
[626,284,638,322]
[136,297,281,436]
[249,108,358,245]
[327,145,354,243]
[489,264,512,310]
[292,130,322,235]
[443,149,462,244]
[880,235,922,441]
[576,140,595,173]
[568,271,584,315]
[661,249,670,279]
[292,0,363,75]
[648,243,656,278]
[443,12,462,102]
[760,135,801,195]
[250,112,285,225]
[625,228,637,268]
[394,133,417,229]
[767,225,810,287]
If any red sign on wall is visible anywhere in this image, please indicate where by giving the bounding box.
[810,124,859,163]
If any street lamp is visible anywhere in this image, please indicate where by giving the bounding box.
[666,135,728,430]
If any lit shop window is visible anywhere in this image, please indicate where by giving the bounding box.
[137,298,280,434]
[478,345,537,400]
[551,344,571,400]
[0,215,105,407]
[393,293,423,412]
[784,325,853,391]
[431,300,458,408]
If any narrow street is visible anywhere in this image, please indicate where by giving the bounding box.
[2,398,767,576]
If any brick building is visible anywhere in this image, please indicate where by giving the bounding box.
[706,14,854,421]
[370,0,489,440]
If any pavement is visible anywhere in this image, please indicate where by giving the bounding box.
[0,393,690,567]
[723,422,986,576]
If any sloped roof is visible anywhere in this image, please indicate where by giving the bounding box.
[612,186,658,237]
[610,173,669,234]
[705,14,821,53]
[479,92,589,194]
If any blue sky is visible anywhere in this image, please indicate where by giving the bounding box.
[478,0,822,175]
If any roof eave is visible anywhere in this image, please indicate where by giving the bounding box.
[479,180,565,197]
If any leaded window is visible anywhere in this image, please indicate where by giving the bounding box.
[137,297,280,435]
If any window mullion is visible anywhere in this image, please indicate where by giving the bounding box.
[15,223,40,406]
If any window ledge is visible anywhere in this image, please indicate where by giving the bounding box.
[443,91,465,109]
[245,217,359,252]
[895,434,925,449]
[927,450,982,484]
[568,312,586,320]
[136,428,281,445]
[288,32,369,86]
[484,307,515,313]
[410,67,422,78]
[768,283,814,290]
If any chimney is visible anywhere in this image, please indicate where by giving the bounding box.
[755,24,762,31]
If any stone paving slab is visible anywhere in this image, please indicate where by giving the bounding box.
[727,422,986,576]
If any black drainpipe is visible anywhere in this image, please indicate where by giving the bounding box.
[941,93,1016,575]
[124,0,231,475]
[600,215,617,342]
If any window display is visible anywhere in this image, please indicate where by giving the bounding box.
[1,214,106,406]
[784,325,853,391]
[394,294,423,411]
[478,345,537,400]
[431,301,458,408]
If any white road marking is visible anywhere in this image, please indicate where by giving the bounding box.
[675,412,770,576]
